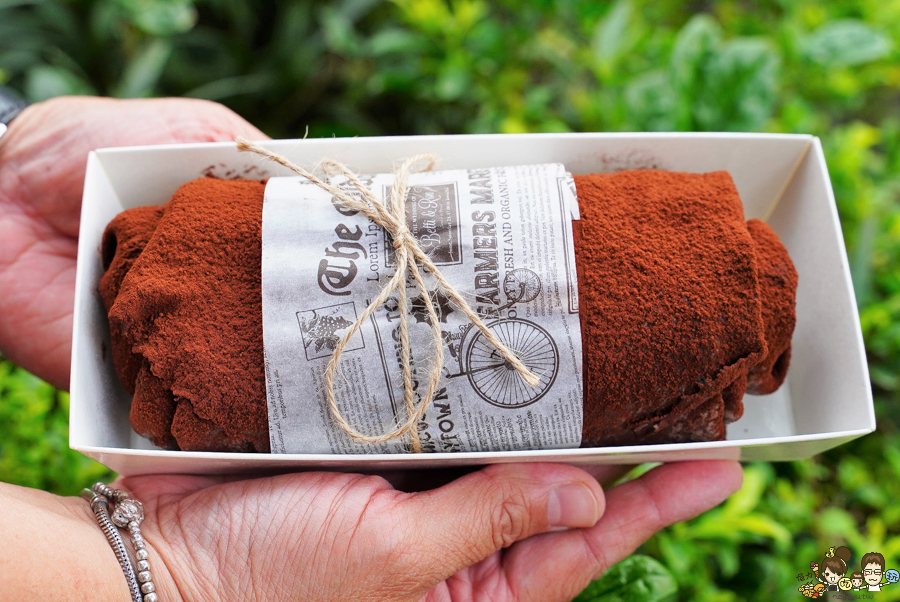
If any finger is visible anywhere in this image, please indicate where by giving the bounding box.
[578,463,635,487]
[387,462,604,585]
[489,460,743,602]
[588,460,743,568]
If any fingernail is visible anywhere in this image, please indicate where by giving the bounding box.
[547,483,601,528]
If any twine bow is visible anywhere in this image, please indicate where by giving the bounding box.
[236,138,539,452]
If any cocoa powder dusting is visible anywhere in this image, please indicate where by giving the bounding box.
[100,170,797,452]
[572,170,795,445]
[100,178,269,452]
[745,218,798,394]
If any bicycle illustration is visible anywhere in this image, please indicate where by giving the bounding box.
[439,269,561,409]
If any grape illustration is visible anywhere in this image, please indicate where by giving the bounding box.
[301,312,353,354]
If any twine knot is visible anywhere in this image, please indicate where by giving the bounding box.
[236,137,540,452]
[391,227,414,250]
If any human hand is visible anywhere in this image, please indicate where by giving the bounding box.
[103,460,741,602]
[0,96,267,388]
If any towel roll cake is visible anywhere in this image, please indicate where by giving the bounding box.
[99,170,797,452]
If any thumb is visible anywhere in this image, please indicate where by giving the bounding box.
[390,463,604,584]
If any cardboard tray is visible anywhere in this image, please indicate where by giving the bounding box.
[69,133,875,476]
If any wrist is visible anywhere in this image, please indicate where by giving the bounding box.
[72,485,185,602]
[0,482,131,600]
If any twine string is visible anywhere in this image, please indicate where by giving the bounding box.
[236,138,539,452]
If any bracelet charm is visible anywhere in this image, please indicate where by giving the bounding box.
[81,483,159,602]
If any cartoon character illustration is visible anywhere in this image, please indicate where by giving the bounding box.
[818,546,852,592]
[862,551,889,591]
[801,548,899,597]
[799,582,826,598]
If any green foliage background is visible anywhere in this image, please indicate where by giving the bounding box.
[2,0,900,599]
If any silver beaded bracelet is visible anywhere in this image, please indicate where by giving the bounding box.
[81,482,159,602]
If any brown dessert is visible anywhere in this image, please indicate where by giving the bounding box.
[99,170,797,452]
[99,178,268,452]
[572,171,796,446]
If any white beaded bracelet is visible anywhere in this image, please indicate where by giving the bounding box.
[81,483,159,602]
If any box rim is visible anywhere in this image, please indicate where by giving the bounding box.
[72,428,874,464]
[90,131,818,157]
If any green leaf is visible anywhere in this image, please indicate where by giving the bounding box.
[573,555,677,602]
[434,56,470,101]
[320,5,361,54]
[670,13,721,91]
[720,515,793,547]
[368,28,427,55]
[0,0,43,9]
[716,546,741,578]
[624,69,678,131]
[114,0,197,37]
[657,534,692,576]
[816,508,860,539]
[802,20,892,67]
[694,37,780,131]
[390,0,452,36]
[722,463,770,516]
[184,72,275,102]
[592,0,636,73]
[113,38,172,98]
[669,13,720,129]
[23,64,96,101]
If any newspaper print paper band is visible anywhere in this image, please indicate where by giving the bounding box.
[262,163,583,453]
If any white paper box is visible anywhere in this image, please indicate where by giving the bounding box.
[70,133,875,476]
